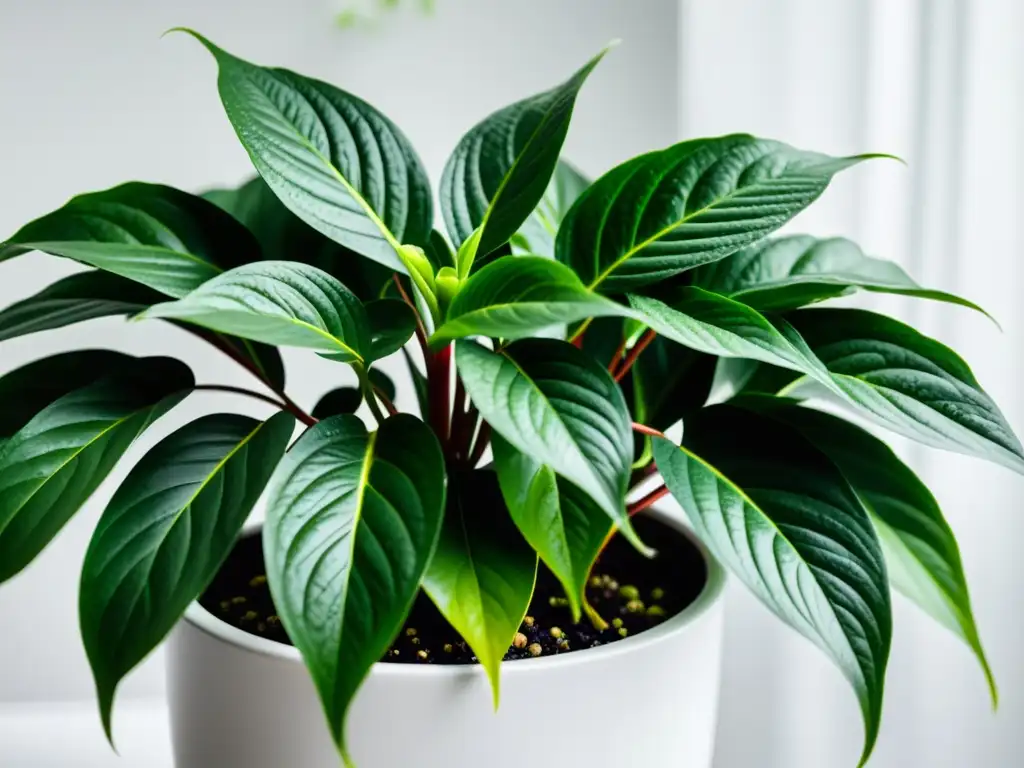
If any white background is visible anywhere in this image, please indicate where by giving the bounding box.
[0,1,1022,766]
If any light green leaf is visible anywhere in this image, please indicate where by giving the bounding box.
[654,405,891,766]
[556,135,879,293]
[627,288,836,390]
[511,160,590,258]
[140,261,370,363]
[365,298,415,360]
[694,235,991,317]
[491,435,611,622]
[422,468,537,705]
[0,357,193,583]
[264,414,445,761]
[441,47,611,271]
[455,338,647,553]
[734,396,996,704]
[0,183,260,297]
[431,257,631,347]
[180,31,432,275]
[787,308,1024,473]
[80,412,293,739]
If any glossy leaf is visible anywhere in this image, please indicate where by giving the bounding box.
[455,338,646,552]
[181,31,432,274]
[491,435,610,622]
[441,47,610,269]
[0,357,193,584]
[431,257,630,346]
[140,261,370,363]
[365,298,416,360]
[511,160,590,257]
[202,176,393,301]
[0,271,161,341]
[556,135,876,292]
[734,396,996,703]
[422,468,537,704]
[264,414,445,760]
[788,309,1024,473]
[627,288,835,390]
[0,183,260,297]
[654,405,891,765]
[80,412,293,737]
[694,235,989,316]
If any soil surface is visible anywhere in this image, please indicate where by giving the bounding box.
[200,514,708,664]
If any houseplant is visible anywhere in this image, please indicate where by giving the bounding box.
[0,28,1017,767]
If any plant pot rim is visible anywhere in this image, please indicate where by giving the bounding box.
[181,508,726,676]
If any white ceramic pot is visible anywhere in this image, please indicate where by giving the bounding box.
[167,510,726,768]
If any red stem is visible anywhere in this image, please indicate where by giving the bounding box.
[607,337,628,376]
[393,274,429,358]
[194,385,317,428]
[449,374,468,459]
[429,345,452,448]
[614,329,657,383]
[373,386,398,417]
[631,422,665,439]
[627,484,670,516]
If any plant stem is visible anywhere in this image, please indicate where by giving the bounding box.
[567,317,592,346]
[627,484,669,516]
[631,422,665,439]
[607,337,628,375]
[356,367,388,425]
[428,345,452,447]
[614,329,657,383]
[193,384,317,427]
[373,385,398,416]
[393,274,429,357]
[449,374,468,459]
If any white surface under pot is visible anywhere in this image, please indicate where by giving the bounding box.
[167,510,727,768]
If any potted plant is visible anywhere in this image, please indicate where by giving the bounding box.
[0,29,1016,768]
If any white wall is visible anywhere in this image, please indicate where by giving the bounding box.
[0,0,679,703]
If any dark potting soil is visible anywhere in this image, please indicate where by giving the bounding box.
[199,514,707,665]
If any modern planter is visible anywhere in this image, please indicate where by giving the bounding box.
[167,509,727,768]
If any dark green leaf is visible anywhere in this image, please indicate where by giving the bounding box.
[441,48,610,270]
[368,368,396,403]
[366,298,415,360]
[140,261,370,364]
[0,183,260,297]
[202,176,393,302]
[0,357,193,583]
[654,405,891,766]
[556,135,877,293]
[80,412,293,738]
[424,229,455,271]
[311,388,363,419]
[787,309,1024,473]
[181,31,432,274]
[491,436,610,622]
[263,414,445,759]
[511,160,590,258]
[431,257,631,347]
[422,468,537,703]
[455,338,646,552]
[733,396,996,703]
[627,288,835,389]
[632,338,716,431]
[694,235,990,317]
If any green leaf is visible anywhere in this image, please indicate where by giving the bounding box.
[202,176,393,302]
[491,436,610,622]
[80,412,293,739]
[311,388,363,419]
[441,46,611,271]
[787,308,1024,473]
[0,350,134,438]
[180,31,432,275]
[0,271,161,341]
[511,160,590,258]
[0,357,193,584]
[632,338,716,431]
[733,396,997,704]
[422,468,537,705]
[0,183,260,297]
[365,298,415,360]
[556,135,877,293]
[424,229,456,271]
[263,413,445,760]
[368,368,396,403]
[431,257,631,347]
[455,338,647,553]
[694,235,991,317]
[627,288,835,390]
[140,261,370,363]
[654,405,892,766]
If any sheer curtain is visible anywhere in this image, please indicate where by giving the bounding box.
[677,2,1024,766]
